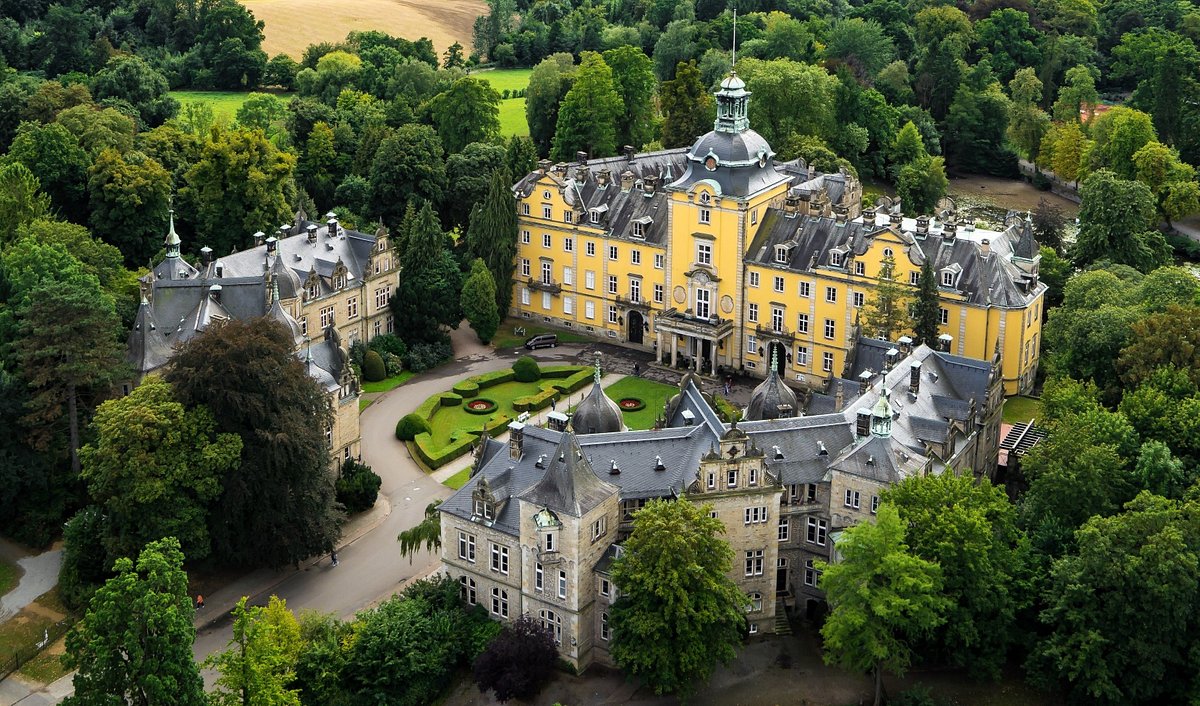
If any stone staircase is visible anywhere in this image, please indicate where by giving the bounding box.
[774,599,792,635]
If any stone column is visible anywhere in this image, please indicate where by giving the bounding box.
[671,335,678,368]
[712,340,719,377]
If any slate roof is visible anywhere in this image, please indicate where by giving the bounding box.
[745,365,799,421]
[519,433,620,517]
[670,129,791,197]
[572,379,624,435]
[736,414,856,486]
[126,298,173,374]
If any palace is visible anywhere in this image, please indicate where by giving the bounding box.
[440,336,1002,672]
[510,73,1044,395]
[126,210,400,466]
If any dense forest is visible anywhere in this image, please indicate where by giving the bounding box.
[1,0,1200,703]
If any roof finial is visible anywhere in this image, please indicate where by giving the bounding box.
[593,352,602,386]
[769,343,778,376]
[164,196,181,258]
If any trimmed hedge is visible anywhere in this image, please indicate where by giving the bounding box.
[472,369,516,387]
[413,432,477,468]
[513,355,541,382]
[557,369,594,394]
[439,392,463,407]
[396,413,432,441]
[464,398,498,415]
[616,397,646,412]
[452,379,480,397]
[414,396,442,420]
[362,350,386,382]
[513,388,557,413]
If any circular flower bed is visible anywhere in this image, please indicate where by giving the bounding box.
[464,398,498,415]
[618,397,646,412]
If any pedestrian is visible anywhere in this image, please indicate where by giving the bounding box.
[550,397,556,411]
[633,362,640,377]
[724,377,731,396]
[331,550,339,567]
[196,594,204,610]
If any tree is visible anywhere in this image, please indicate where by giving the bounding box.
[659,60,713,149]
[896,156,948,215]
[819,505,948,706]
[427,77,501,154]
[943,64,1015,176]
[1048,120,1089,184]
[462,259,500,344]
[974,8,1043,83]
[913,6,972,120]
[79,377,241,561]
[609,499,747,698]
[1007,68,1051,160]
[1074,169,1171,272]
[443,41,465,68]
[296,51,361,104]
[397,501,442,563]
[207,596,303,706]
[14,279,125,476]
[1133,440,1193,499]
[445,142,507,230]
[889,121,927,181]
[1084,107,1156,180]
[1032,198,1067,253]
[299,121,338,209]
[738,58,838,149]
[1028,493,1200,705]
[884,475,1028,679]
[389,203,462,345]
[1053,64,1099,122]
[823,18,895,82]
[265,54,300,89]
[369,124,446,225]
[863,256,911,340]
[0,162,51,246]
[62,538,206,706]
[473,615,559,702]
[89,54,178,128]
[1118,306,1200,389]
[181,126,295,256]
[88,149,171,266]
[552,51,622,161]
[236,92,288,132]
[166,319,343,568]
[525,53,576,156]
[652,20,700,80]
[603,45,656,150]
[6,120,90,222]
[55,105,136,156]
[1131,140,1200,223]
[505,135,537,179]
[912,257,941,346]
[465,168,518,315]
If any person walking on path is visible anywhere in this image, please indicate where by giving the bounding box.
[634,362,640,377]
[196,594,204,610]
[331,551,339,567]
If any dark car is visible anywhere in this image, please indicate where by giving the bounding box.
[524,333,558,349]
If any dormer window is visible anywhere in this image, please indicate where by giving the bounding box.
[775,246,788,264]
[632,216,651,238]
[590,210,600,224]
[335,274,347,289]
[307,283,319,299]
[473,498,494,521]
[942,271,954,287]
[831,251,844,267]
[699,192,711,205]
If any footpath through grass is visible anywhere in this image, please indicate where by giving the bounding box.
[603,376,679,431]
[1,587,74,683]
[168,90,295,121]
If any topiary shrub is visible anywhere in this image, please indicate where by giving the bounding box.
[396,412,431,440]
[363,350,386,382]
[453,379,480,397]
[337,458,382,514]
[512,355,541,382]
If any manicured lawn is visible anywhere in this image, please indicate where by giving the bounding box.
[168,90,295,121]
[0,557,18,598]
[1002,395,1041,424]
[359,398,373,412]
[602,376,679,431]
[474,68,532,93]
[497,98,528,136]
[362,371,416,394]
[427,379,554,448]
[492,319,592,350]
[443,467,471,490]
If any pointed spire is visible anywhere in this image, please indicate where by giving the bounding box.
[164,202,181,259]
[593,351,602,386]
[769,344,779,377]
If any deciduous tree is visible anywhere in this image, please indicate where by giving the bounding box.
[525,53,576,156]
[88,149,171,266]
[552,51,622,161]
[207,596,303,706]
[603,45,656,150]
[428,77,501,155]
[472,615,559,702]
[369,124,446,225]
[610,499,747,699]
[1074,169,1171,272]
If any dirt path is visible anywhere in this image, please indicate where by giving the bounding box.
[244,0,487,57]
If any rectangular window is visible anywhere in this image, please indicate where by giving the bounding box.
[747,335,757,354]
[831,251,844,267]
[542,205,552,219]
[654,253,664,269]
[748,303,758,323]
[844,489,861,509]
[585,271,595,290]
[749,271,759,287]
[521,229,531,244]
[543,233,551,248]
[699,208,711,224]
[797,313,809,334]
[541,261,552,284]
[727,469,738,487]
[807,483,817,502]
[773,276,785,293]
[743,506,767,524]
[564,210,573,223]
[458,532,476,562]
[491,587,509,618]
[806,517,828,546]
[744,549,764,576]
[631,249,641,265]
[585,301,595,319]
[771,307,783,332]
[855,261,865,276]
[653,283,664,304]
[775,246,788,264]
[521,288,531,306]
[563,296,574,315]
[558,570,567,599]
[542,292,551,310]
[607,306,617,324]
[778,517,789,542]
[522,203,531,216]
[521,258,531,277]
[696,242,712,265]
[629,278,641,303]
[591,517,607,542]
[695,288,710,318]
[853,291,864,307]
[346,297,358,319]
[824,319,835,340]
[909,271,920,285]
[490,544,509,574]
[707,471,716,489]
[939,308,949,325]
[535,562,544,591]
[319,306,334,329]
[600,578,611,597]
[563,266,573,285]
[607,275,617,294]
[942,271,954,287]
[796,346,809,366]
[871,495,880,514]
[586,241,595,256]
[564,236,574,252]
[751,209,758,224]
[825,286,837,303]
[601,612,610,640]
[632,221,644,237]
[591,210,600,224]
[608,245,618,261]
[804,559,820,586]
[799,281,811,298]
[822,351,834,372]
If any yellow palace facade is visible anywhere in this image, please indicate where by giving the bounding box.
[510,74,1045,396]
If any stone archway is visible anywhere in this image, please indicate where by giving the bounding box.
[628,310,644,345]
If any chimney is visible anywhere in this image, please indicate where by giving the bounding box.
[574,164,589,182]
[915,216,929,234]
[537,159,552,174]
[597,168,611,186]
[643,175,657,196]
[980,238,991,257]
[943,220,957,240]
[307,224,318,243]
[553,162,568,177]
[209,283,222,302]
[863,206,876,224]
[784,194,801,216]
[265,236,278,253]
[575,150,588,164]
[807,164,815,180]
[909,362,921,395]
[327,218,338,239]
[889,212,902,227]
[620,170,635,192]
[508,422,525,460]
[278,224,290,240]
[609,459,620,475]
[885,348,900,370]
[200,246,213,265]
[855,409,871,438]
[654,455,665,472]
[858,370,872,396]
[938,333,953,352]
[834,381,844,410]
[253,231,265,247]
[623,145,635,162]
[834,206,847,224]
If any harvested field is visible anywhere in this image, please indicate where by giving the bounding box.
[243,0,486,58]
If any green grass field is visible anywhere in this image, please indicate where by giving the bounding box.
[1002,396,1041,424]
[443,467,471,490]
[474,69,531,137]
[602,376,679,431]
[0,557,18,598]
[497,98,528,137]
[474,68,532,93]
[168,90,295,121]
[427,379,557,448]
[362,371,415,394]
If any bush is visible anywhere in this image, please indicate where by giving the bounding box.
[382,352,404,377]
[453,379,480,397]
[59,506,112,611]
[512,355,541,382]
[363,350,387,381]
[369,333,408,359]
[396,413,431,441]
[349,340,368,371]
[473,615,559,702]
[891,687,942,706]
[439,392,463,406]
[336,458,382,514]
[406,340,453,372]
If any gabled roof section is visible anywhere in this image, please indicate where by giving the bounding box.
[126,297,173,373]
[518,432,618,517]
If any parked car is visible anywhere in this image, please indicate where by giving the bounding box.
[524,333,558,350]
